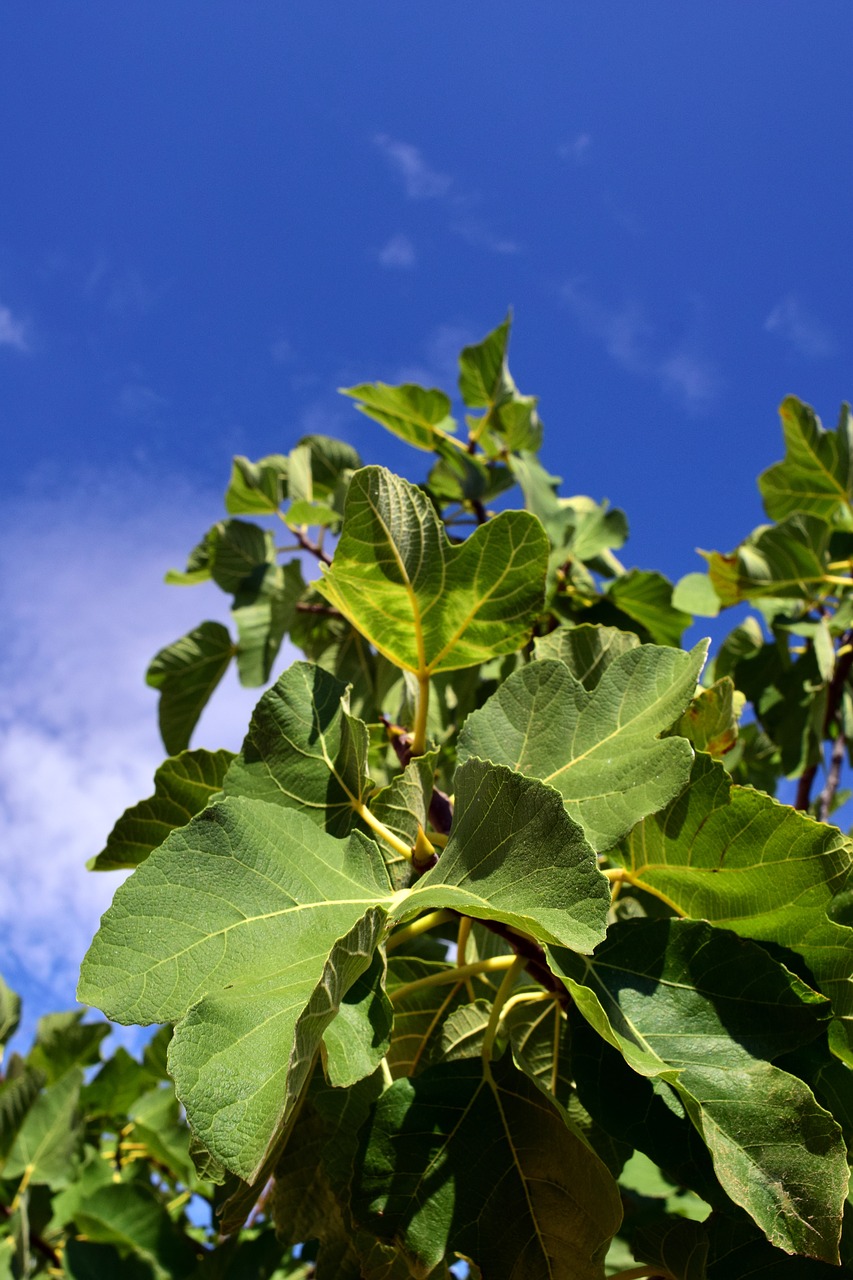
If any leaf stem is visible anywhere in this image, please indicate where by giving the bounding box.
[385,910,454,952]
[456,915,476,1001]
[795,627,853,811]
[481,955,526,1065]
[389,955,517,1003]
[353,803,415,860]
[411,672,430,757]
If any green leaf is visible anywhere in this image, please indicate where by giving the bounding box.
[0,977,20,1055]
[404,759,610,952]
[672,570,721,617]
[321,949,393,1088]
[704,1212,847,1279]
[78,800,394,1181]
[232,559,303,687]
[703,514,833,607]
[631,1217,709,1280]
[294,433,362,499]
[0,1067,42,1165]
[671,677,744,758]
[128,1085,196,1186]
[340,382,457,452]
[504,997,574,1108]
[225,453,289,515]
[605,569,692,647]
[223,662,372,838]
[549,919,846,1262]
[458,641,707,852]
[81,1047,159,1120]
[71,1182,198,1279]
[3,1067,82,1189]
[164,532,212,585]
[612,753,853,1057]
[384,956,471,1079]
[353,1054,622,1279]
[207,519,276,594]
[759,397,853,526]
[459,315,543,454]
[90,748,235,871]
[534,623,640,689]
[146,622,235,755]
[317,466,549,677]
[27,1011,109,1083]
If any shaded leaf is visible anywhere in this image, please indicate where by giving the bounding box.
[704,514,832,607]
[353,1054,621,1279]
[90,748,235,871]
[613,753,853,1057]
[223,662,372,837]
[207,519,276,594]
[321,948,393,1088]
[384,956,471,1079]
[605,569,692,647]
[671,677,744,758]
[27,1011,108,1083]
[146,622,235,755]
[0,1066,42,1164]
[71,1182,198,1279]
[458,641,707,851]
[0,977,20,1054]
[3,1067,82,1189]
[317,466,549,677]
[232,559,303,687]
[549,919,846,1262]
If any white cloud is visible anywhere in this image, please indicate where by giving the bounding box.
[450,221,520,255]
[378,233,416,269]
[558,132,592,163]
[0,472,299,1027]
[764,295,836,359]
[374,134,451,199]
[0,303,30,352]
[117,382,169,421]
[561,280,720,411]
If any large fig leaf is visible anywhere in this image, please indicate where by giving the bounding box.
[612,753,853,1058]
[316,466,549,676]
[79,762,607,1181]
[458,641,707,851]
[353,1054,621,1279]
[548,919,846,1263]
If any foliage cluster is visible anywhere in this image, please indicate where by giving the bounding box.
[2,318,852,1278]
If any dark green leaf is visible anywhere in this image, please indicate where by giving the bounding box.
[146,622,234,755]
[3,1068,82,1189]
[27,1011,109,1083]
[605,569,692,647]
[353,1054,621,1279]
[232,559,303,687]
[90,748,235,871]
[71,1182,198,1279]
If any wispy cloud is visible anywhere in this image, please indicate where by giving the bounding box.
[1,473,292,1028]
[561,280,720,411]
[0,303,30,352]
[764,295,836,359]
[378,233,416,269]
[117,382,169,422]
[374,134,451,199]
[450,220,520,255]
[270,336,296,364]
[558,132,592,163]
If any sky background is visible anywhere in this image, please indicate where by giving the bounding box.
[2,2,851,1045]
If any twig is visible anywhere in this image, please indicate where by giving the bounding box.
[818,728,847,823]
[795,629,853,811]
[293,527,333,565]
[295,602,342,617]
[0,1203,60,1268]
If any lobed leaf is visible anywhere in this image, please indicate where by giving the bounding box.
[317,466,549,677]
[759,396,853,526]
[458,640,707,851]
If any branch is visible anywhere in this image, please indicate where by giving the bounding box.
[795,629,853,812]
[0,1202,60,1268]
[818,728,847,823]
[477,918,570,1008]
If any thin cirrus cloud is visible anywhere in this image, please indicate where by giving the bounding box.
[0,302,30,352]
[374,133,451,199]
[0,471,276,1031]
[561,280,720,411]
[764,295,836,360]
[557,132,592,163]
[377,232,417,269]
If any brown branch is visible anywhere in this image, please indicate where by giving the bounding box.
[818,728,847,823]
[477,918,570,1008]
[795,629,853,811]
[295,602,341,617]
[292,527,333,565]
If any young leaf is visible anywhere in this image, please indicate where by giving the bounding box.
[458,641,708,851]
[549,919,846,1263]
[759,396,853,526]
[146,622,235,754]
[317,466,549,677]
[613,753,853,1058]
[458,315,543,454]
[670,676,744,758]
[340,382,457,452]
[353,1054,622,1279]
[89,748,235,871]
[225,453,289,515]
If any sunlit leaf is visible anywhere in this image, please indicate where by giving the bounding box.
[340,382,456,452]
[458,641,707,851]
[759,397,853,526]
[534,623,640,689]
[225,453,289,515]
[671,677,744,758]
[703,514,832,607]
[317,466,549,678]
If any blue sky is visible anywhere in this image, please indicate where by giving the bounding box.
[1,3,851,1037]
